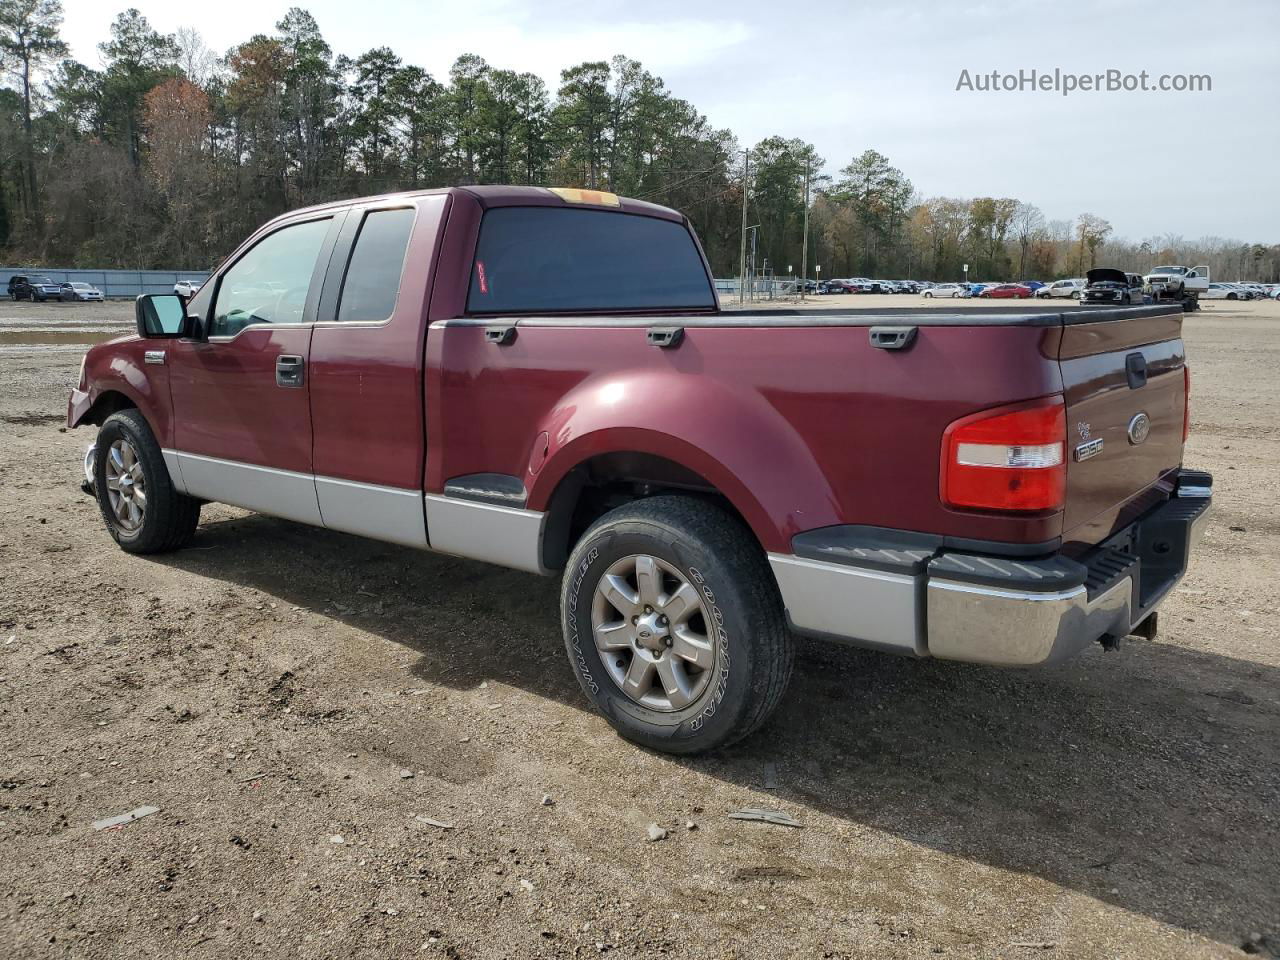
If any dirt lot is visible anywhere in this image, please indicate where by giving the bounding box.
[1,296,1277,959]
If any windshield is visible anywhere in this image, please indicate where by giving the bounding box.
[72,283,92,289]
[31,276,53,284]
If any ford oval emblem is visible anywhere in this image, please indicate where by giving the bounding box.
[1127,412,1151,445]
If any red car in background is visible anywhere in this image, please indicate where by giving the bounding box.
[979,283,1033,299]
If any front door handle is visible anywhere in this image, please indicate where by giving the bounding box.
[276,354,305,388]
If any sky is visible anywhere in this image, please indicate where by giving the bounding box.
[57,0,1280,242]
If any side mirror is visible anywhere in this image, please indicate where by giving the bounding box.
[135,294,190,339]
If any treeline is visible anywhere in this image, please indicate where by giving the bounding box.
[0,3,1276,282]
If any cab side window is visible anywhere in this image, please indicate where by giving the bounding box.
[336,207,416,323]
[210,217,332,337]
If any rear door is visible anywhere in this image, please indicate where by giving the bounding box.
[308,194,449,547]
[1058,308,1187,549]
[167,212,343,524]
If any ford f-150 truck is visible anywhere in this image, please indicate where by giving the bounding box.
[68,185,1211,754]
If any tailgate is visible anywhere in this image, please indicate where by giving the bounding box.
[1058,307,1187,549]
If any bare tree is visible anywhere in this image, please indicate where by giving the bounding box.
[1010,201,1044,279]
[174,27,217,87]
[1075,213,1112,272]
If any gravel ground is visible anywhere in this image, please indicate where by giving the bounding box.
[1,296,1277,959]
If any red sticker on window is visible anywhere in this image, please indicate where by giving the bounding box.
[476,259,488,294]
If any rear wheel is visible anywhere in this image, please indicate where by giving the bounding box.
[94,409,200,554]
[561,495,793,754]
[1070,290,1081,299]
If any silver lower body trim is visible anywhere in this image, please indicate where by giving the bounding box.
[161,449,187,494]
[424,494,547,574]
[316,476,427,548]
[768,553,923,656]
[170,450,323,526]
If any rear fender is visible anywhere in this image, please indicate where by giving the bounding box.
[527,370,840,553]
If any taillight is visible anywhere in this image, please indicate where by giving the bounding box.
[1182,366,1191,442]
[941,396,1067,512]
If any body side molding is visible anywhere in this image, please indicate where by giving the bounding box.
[424,494,547,574]
[316,475,427,548]
[169,450,324,526]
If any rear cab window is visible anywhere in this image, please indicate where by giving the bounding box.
[466,206,715,314]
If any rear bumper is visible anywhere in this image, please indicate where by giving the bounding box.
[770,468,1212,667]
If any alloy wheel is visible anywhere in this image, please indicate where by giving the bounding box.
[103,438,146,531]
[591,554,717,711]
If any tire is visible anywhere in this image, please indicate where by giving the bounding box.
[1070,290,1080,299]
[923,292,933,298]
[1227,293,1237,300]
[94,409,200,554]
[560,495,793,754]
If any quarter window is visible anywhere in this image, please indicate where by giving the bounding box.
[336,207,416,323]
[210,217,331,337]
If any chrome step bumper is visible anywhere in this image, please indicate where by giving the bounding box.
[771,469,1212,667]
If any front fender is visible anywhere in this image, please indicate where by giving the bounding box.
[68,338,173,445]
[527,369,840,553]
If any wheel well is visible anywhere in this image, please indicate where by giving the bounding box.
[540,452,757,572]
[84,390,136,426]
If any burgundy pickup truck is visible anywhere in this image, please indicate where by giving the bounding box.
[68,186,1211,753]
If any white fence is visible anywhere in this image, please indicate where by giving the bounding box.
[1,267,209,299]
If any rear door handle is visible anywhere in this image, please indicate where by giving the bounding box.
[276,354,305,388]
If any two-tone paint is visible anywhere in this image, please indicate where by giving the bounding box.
[69,185,1201,666]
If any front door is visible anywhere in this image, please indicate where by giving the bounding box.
[167,212,343,525]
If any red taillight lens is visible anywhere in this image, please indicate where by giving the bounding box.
[1182,366,1191,442]
[941,396,1067,512]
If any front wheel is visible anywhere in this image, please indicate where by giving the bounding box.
[923,292,933,298]
[561,496,793,754]
[94,409,200,554]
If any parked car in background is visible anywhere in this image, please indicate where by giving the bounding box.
[979,283,1033,299]
[1082,269,1145,306]
[1022,281,1046,293]
[60,282,104,302]
[174,280,204,298]
[1203,283,1239,300]
[1037,278,1085,299]
[8,275,65,301]
[820,279,856,294]
[922,283,970,298]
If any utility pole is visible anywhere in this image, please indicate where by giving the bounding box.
[800,155,810,301]
[738,149,750,305]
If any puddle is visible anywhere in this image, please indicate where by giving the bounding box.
[0,330,129,346]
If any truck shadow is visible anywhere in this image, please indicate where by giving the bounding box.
[155,513,1278,950]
